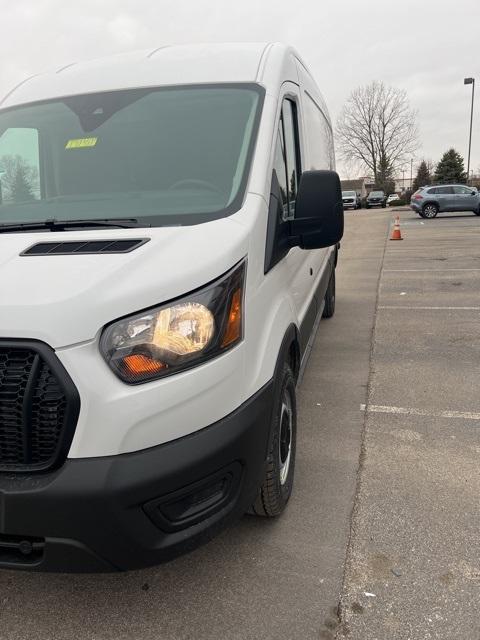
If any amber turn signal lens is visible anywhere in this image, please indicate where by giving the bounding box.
[221,288,242,347]
[122,354,165,377]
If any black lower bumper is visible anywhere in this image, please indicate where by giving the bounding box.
[0,381,274,572]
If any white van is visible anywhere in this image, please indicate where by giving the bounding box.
[0,43,343,571]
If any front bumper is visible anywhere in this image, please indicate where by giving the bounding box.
[0,380,274,572]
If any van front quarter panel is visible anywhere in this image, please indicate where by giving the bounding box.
[0,43,340,571]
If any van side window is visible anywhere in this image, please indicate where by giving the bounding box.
[272,99,301,222]
[0,128,40,204]
[272,127,289,216]
[303,92,334,170]
[282,100,300,219]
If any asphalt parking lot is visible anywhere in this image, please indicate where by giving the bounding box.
[0,207,478,640]
[338,207,480,640]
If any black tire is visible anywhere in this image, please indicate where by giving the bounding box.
[422,203,438,218]
[322,269,336,318]
[366,204,370,209]
[474,207,480,216]
[251,363,297,517]
[418,211,426,218]
[381,203,386,208]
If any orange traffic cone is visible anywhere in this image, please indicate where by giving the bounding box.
[390,216,403,241]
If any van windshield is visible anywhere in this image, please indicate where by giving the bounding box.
[0,84,263,228]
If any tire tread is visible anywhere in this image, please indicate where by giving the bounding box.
[251,364,296,518]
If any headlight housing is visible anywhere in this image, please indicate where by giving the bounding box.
[100,260,246,383]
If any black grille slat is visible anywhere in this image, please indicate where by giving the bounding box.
[21,238,149,256]
[21,354,41,464]
[0,343,79,473]
[30,362,67,464]
[0,350,34,466]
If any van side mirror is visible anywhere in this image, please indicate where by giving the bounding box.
[289,170,344,250]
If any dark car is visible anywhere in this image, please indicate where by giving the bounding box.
[366,190,386,208]
[410,184,480,218]
[342,190,361,210]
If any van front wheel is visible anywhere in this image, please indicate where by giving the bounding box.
[251,363,297,517]
[322,269,336,318]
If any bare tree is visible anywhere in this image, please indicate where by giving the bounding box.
[336,81,419,190]
[339,156,365,180]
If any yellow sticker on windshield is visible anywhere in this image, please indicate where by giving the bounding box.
[65,137,98,149]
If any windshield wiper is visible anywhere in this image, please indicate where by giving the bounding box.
[0,218,150,233]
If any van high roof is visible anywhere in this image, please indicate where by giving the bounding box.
[0,42,310,109]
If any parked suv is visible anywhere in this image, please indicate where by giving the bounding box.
[366,190,386,208]
[342,190,361,210]
[410,185,480,218]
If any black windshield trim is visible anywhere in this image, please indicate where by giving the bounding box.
[0,218,150,233]
[0,83,266,230]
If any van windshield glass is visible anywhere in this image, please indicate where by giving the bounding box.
[0,85,263,228]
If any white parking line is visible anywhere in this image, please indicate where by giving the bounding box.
[384,269,480,272]
[360,404,480,421]
[378,305,480,310]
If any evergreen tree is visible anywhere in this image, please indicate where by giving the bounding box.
[412,160,432,191]
[0,155,38,203]
[434,149,466,184]
[289,171,297,200]
[376,156,395,193]
[11,163,35,202]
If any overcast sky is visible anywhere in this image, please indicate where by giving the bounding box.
[0,0,478,179]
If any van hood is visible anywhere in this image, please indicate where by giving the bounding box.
[0,217,249,348]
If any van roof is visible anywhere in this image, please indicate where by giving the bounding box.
[0,42,304,109]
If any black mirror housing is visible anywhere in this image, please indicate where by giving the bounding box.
[290,170,344,250]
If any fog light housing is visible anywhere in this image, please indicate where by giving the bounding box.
[144,462,242,532]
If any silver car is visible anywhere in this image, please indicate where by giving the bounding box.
[410,184,480,218]
[342,190,361,210]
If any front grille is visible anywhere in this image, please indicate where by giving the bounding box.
[0,341,80,472]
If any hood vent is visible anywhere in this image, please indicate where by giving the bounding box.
[21,238,150,256]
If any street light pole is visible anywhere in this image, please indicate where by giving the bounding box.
[464,77,475,183]
[410,158,413,189]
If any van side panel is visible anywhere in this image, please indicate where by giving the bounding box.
[296,59,336,320]
[244,57,338,399]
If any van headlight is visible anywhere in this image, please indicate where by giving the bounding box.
[100,260,245,383]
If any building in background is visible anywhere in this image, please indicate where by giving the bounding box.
[340,177,373,197]
[394,177,412,194]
